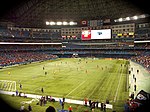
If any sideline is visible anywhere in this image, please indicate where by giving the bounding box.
[0,90,113,109]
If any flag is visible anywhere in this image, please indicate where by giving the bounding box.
[135,90,150,104]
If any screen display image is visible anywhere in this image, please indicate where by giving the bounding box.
[91,29,111,39]
[81,30,91,40]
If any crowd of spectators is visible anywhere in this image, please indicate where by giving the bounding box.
[0,45,61,51]
[0,51,57,67]
[131,54,150,72]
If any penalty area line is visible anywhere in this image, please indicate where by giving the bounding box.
[66,80,86,97]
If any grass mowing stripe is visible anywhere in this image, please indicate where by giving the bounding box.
[89,70,109,100]
[66,80,86,97]
[104,68,119,102]
[113,65,124,102]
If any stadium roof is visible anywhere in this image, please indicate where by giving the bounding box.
[0,0,150,28]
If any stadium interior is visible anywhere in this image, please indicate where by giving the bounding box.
[0,0,150,112]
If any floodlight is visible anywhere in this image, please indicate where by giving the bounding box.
[69,21,74,25]
[139,14,146,19]
[56,22,62,25]
[126,17,130,21]
[114,20,117,22]
[50,22,55,25]
[63,22,68,25]
[133,16,138,20]
[46,21,50,25]
[118,18,123,22]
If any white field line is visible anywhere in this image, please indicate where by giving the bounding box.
[66,80,86,97]
[9,82,12,91]
[14,81,16,91]
[113,66,124,102]
[87,81,101,99]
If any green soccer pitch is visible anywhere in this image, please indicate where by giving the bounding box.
[0,58,130,111]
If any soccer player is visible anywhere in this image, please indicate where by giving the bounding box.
[19,84,22,89]
[8,71,10,75]
[41,87,44,93]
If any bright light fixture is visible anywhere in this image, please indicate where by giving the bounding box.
[63,22,68,25]
[126,17,130,21]
[56,22,62,25]
[133,16,138,20]
[69,21,74,25]
[46,21,50,25]
[118,18,123,22]
[50,22,55,25]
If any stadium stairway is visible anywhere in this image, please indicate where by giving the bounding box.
[0,90,113,109]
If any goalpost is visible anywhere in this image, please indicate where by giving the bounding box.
[0,80,16,91]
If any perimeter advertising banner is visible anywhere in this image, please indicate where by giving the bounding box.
[81,29,111,40]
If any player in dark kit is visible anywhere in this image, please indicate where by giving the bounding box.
[41,87,44,93]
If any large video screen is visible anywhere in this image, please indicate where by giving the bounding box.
[81,29,111,40]
[91,29,111,39]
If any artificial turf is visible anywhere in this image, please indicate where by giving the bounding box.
[0,58,129,111]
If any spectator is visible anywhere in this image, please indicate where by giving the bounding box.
[63,97,65,102]
[20,105,24,112]
[103,103,106,112]
[28,104,32,112]
[16,90,18,96]
[62,101,64,110]
[101,102,103,111]
[46,106,56,112]
[134,84,136,91]
[68,106,72,112]
[84,98,88,106]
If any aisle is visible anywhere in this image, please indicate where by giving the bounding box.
[129,61,150,97]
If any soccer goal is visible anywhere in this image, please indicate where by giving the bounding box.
[0,80,16,91]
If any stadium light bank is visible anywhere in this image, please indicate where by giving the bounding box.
[114,14,149,22]
[46,21,77,26]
